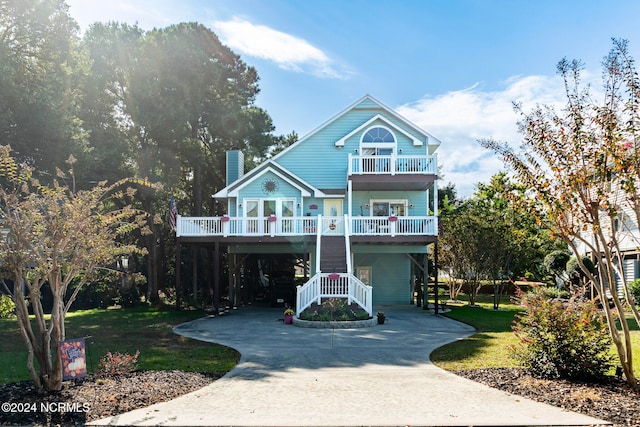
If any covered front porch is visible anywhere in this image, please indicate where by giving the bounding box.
[177,214,437,240]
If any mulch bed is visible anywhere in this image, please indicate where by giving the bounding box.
[1,368,639,426]
[0,370,221,426]
[454,368,640,427]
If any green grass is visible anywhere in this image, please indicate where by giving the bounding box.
[0,306,239,384]
[431,294,640,374]
[430,295,521,370]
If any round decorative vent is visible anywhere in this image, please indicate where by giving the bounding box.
[261,178,279,194]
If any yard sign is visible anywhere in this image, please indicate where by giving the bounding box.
[59,338,87,380]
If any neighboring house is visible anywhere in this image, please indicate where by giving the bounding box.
[176,95,440,316]
[574,192,640,296]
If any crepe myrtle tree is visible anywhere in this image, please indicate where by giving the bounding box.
[0,145,157,392]
[481,39,640,389]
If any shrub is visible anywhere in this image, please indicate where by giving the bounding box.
[98,350,140,377]
[0,294,15,318]
[511,288,613,380]
[630,279,640,306]
[299,298,370,321]
[543,250,571,276]
[541,286,571,300]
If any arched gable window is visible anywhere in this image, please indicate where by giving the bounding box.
[362,126,396,143]
[360,126,397,156]
[359,126,397,172]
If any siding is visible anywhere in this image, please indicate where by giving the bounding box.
[354,253,411,304]
[226,150,244,186]
[351,191,428,216]
[276,101,431,190]
[237,171,304,216]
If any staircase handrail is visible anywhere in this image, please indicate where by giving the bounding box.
[349,274,373,316]
[343,213,352,274]
[296,273,320,316]
[296,272,372,317]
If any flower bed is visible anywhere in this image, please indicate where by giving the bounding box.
[298,298,370,322]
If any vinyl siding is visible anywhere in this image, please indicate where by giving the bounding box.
[226,150,244,186]
[354,252,411,304]
[351,191,429,216]
[276,102,430,190]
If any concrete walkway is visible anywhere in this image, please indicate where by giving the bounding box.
[90,305,609,426]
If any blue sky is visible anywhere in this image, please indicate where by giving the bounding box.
[66,0,640,197]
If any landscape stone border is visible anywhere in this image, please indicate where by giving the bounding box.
[292,316,378,328]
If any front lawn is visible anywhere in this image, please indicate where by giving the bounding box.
[0,306,239,385]
[431,294,640,374]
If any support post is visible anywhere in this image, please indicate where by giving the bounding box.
[192,247,198,301]
[175,243,182,310]
[207,247,214,313]
[434,241,439,315]
[213,242,220,313]
[227,253,233,307]
[423,252,429,310]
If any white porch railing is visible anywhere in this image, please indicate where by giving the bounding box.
[177,215,320,237]
[350,216,435,236]
[349,154,437,175]
[295,272,373,317]
[177,214,437,238]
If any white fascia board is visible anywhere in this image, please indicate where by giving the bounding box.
[335,114,423,147]
[228,166,312,198]
[212,159,277,199]
[366,94,442,149]
[213,188,228,198]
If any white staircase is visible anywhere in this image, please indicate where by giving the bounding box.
[295,214,373,317]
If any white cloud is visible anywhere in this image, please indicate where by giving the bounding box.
[213,18,347,79]
[397,75,569,198]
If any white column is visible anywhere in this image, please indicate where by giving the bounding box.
[347,179,352,217]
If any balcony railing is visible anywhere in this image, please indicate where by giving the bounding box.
[177,215,437,238]
[348,154,437,176]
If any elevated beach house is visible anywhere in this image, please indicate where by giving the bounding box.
[176,95,441,316]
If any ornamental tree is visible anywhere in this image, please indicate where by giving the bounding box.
[0,146,156,392]
[481,39,640,389]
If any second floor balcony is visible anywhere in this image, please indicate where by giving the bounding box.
[348,154,437,191]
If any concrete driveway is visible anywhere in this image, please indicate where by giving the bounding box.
[90,305,609,426]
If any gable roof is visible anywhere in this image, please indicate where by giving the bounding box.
[271,94,441,161]
[334,114,423,147]
[213,94,441,199]
[213,159,326,199]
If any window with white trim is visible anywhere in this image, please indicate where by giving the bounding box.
[369,199,407,216]
[360,126,397,172]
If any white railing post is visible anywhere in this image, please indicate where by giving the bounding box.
[344,214,352,274]
[222,217,229,237]
[269,215,276,237]
[315,214,322,274]
[316,275,322,305]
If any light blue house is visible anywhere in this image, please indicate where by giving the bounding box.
[176,95,440,316]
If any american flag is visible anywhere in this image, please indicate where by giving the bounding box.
[169,195,177,231]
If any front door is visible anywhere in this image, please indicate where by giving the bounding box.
[323,199,343,234]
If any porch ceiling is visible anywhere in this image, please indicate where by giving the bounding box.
[349,174,436,191]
